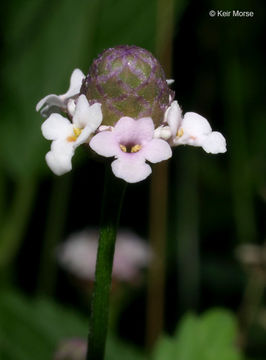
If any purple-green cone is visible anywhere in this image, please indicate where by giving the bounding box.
[81,45,174,127]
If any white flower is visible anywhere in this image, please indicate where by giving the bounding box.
[36,69,85,117]
[57,229,152,283]
[41,95,102,175]
[164,101,227,154]
[153,100,182,140]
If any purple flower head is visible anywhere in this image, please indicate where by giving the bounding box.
[90,116,172,183]
[81,45,174,127]
[36,45,226,183]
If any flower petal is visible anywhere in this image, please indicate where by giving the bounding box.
[111,158,151,183]
[36,69,85,118]
[114,117,154,144]
[144,139,172,163]
[46,140,74,175]
[154,125,172,140]
[63,69,85,99]
[41,113,73,140]
[166,79,175,85]
[73,95,102,130]
[90,131,119,157]
[182,112,212,136]
[201,131,227,154]
[73,95,90,128]
[87,102,103,129]
[36,94,64,117]
[165,100,183,136]
[74,125,94,147]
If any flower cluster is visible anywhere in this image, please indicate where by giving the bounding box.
[36,46,226,183]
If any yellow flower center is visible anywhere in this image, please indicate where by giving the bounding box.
[67,127,82,142]
[177,128,184,137]
[120,144,142,153]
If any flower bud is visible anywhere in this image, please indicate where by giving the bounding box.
[81,45,174,126]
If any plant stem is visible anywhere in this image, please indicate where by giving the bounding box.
[86,164,126,360]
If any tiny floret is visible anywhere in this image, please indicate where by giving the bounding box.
[36,69,85,117]
[41,95,102,175]
[164,101,227,154]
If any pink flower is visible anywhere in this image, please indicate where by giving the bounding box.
[57,229,152,283]
[89,117,172,183]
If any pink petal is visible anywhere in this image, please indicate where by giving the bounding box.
[89,131,119,157]
[114,117,154,144]
[144,138,172,163]
[111,158,152,183]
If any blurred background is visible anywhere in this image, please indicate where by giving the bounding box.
[0,0,265,359]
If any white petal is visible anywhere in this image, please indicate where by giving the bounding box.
[166,79,175,85]
[41,113,73,140]
[67,99,76,116]
[86,103,103,130]
[99,125,113,132]
[63,68,85,99]
[182,112,212,137]
[201,131,227,154]
[165,101,182,136]
[154,126,172,140]
[36,94,64,118]
[36,94,62,112]
[111,158,152,183]
[73,95,102,131]
[46,140,74,175]
[73,95,91,128]
[74,125,93,147]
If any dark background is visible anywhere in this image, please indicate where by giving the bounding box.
[0,0,265,359]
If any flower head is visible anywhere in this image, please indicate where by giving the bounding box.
[81,45,174,127]
[90,116,172,183]
[36,45,226,183]
[36,69,85,117]
[42,95,102,175]
[163,101,227,154]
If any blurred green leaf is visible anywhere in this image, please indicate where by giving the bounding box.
[0,289,146,360]
[153,308,243,360]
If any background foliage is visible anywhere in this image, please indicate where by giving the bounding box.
[0,0,265,359]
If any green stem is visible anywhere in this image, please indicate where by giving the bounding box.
[87,164,126,360]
